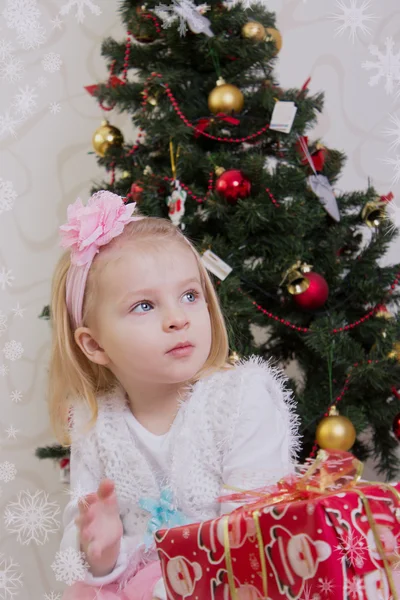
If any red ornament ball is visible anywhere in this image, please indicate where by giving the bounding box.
[393,413,400,440]
[294,271,329,310]
[215,169,251,204]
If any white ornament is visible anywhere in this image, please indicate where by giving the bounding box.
[154,0,213,37]
[143,165,153,176]
[362,37,400,96]
[167,181,187,227]
[4,489,61,545]
[308,174,341,222]
[59,0,102,23]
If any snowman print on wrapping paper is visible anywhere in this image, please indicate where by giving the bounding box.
[163,555,203,598]
[159,513,261,600]
[348,495,400,599]
[198,512,258,564]
[167,180,187,228]
[212,570,266,600]
[265,525,331,600]
[162,554,266,600]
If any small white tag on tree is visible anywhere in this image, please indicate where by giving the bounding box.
[201,250,233,280]
[269,101,298,134]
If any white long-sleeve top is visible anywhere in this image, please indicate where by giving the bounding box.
[60,356,300,595]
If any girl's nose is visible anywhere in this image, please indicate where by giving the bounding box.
[162,307,189,332]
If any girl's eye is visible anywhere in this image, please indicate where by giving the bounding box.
[183,290,199,303]
[131,301,153,313]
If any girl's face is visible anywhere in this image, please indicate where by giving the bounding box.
[84,241,212,387]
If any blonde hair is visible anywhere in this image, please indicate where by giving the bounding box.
[48,216,231,446]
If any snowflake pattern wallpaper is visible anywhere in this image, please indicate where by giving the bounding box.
[0,0,400,598]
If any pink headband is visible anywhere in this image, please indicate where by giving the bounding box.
[59,190,142,330]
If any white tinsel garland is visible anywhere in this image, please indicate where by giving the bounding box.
[154,0,214,37]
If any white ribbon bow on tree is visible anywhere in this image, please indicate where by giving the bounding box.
[154,0,214,37]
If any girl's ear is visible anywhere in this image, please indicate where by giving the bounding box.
[74,327,110,366]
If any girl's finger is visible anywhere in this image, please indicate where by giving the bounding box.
[97,479,115,501]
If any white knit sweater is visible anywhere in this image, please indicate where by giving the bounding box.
[60,356,301,593]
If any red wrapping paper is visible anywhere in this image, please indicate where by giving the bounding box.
[155,456,400,600]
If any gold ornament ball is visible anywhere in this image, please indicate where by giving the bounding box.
[316,410,356,452]
[241,21,266,42]
[208,78,244,115]
[92,120,124,157]
[265,27,282,54]
[388,342,400,361]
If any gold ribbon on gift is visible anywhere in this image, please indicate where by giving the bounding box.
[222,449,363,509]
[222,510,268,600]
[220,450,400,600]
[353,488,399,600]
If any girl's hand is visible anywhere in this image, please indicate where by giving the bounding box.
[75,479,124,577]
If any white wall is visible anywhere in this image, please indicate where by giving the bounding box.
[0,0,399,596]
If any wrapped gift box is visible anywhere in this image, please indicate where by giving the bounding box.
[155,453,400,600]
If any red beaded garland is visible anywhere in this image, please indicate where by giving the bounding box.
[138,72,270,143]
[99,44,400,464]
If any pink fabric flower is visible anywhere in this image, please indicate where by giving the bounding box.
[59,191,138,266]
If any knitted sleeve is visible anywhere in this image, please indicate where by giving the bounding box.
[61,401,145,589]
[218,356,301,515]
[60,442,134,587]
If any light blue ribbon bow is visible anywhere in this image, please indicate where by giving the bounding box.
[138,487,193,549]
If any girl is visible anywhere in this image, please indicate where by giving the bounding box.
[49,190,300,600]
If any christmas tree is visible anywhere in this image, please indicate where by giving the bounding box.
[38,0,400,479]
